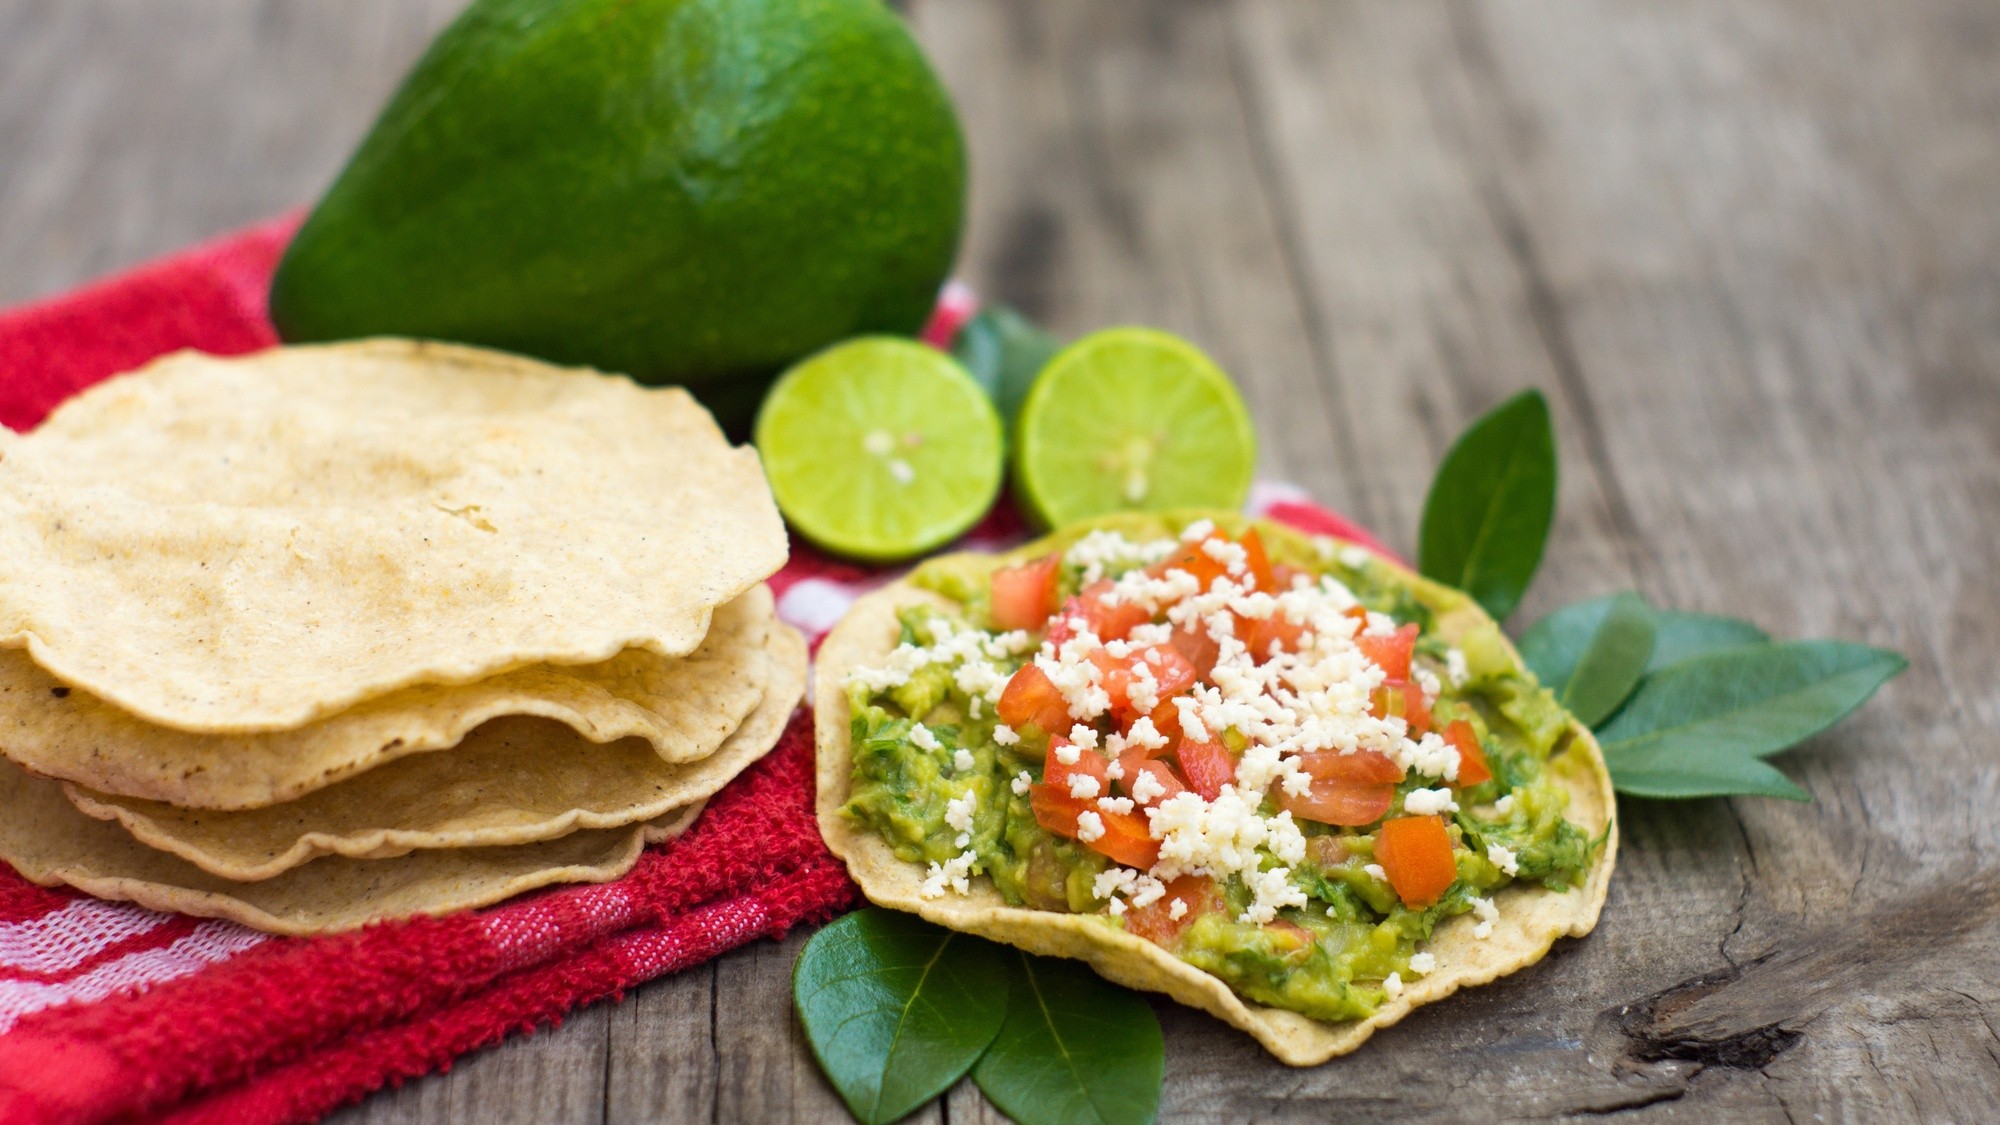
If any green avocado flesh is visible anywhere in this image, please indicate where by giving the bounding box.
[269,0,965,434]
[841,523,1595,1024]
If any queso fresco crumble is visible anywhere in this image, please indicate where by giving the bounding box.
[841,519,1598,1022]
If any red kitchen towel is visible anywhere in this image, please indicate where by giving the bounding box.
[0,221,1396,1125]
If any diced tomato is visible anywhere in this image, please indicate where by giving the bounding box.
[1121,758,1187,807]
[1242,612,1306,661]
[1124,874,1222,947]
[1150,537,1231,592]
[1295,749,1405,784]
[1168,623,1220,679]
[1238,528,1278,593]
[1356,623,1419,681]
[998,664,1071,734]
[1029,783,1085,837]
[1127,698,1185,750]
[1374,815,1458,907]
[1091,645,1197,722]
[1176,738,1237,800]
[1444,720,1493,787]
[1043,736,1108,795]
[1274,777,1396,826]
[1369,680,1433,738]
[1046,580,1151,645]
[990,554,1061,631]
[1086,805,1162,869]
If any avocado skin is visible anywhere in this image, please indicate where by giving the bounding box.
[269,0,965,430]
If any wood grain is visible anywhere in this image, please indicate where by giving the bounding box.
[2,0,1996,1120]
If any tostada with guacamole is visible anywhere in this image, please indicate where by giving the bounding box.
[814,512,1616,1064]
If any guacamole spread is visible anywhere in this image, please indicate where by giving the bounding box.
[839,519,1597,1024]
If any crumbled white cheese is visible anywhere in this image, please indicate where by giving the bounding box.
[1364,864,1387,881]
[1239,866,1308,924]
[908,723,941,752]
[944,792,976,834]
[1471,896,1498,939]
[1414,666,1442,702]
[953,748,975,773]
[1064,529,1178,586]
[1129,768,1167,805]
[1098,796,1136,816]
[1180,518,1217,543]
[1493,794,1515,817]
[992,723,1020,746]
[1107,897,1127,916]
[1201,536,1249,574]
[1011,771,1032,796]
[1409,951,1436,975]
[918,848,979,898]
[1076,811,1106,843]
[1339,544,1373,569]
[1444,648,1469,688]
[1403,788,1459,816]
[1068,774,1101,800]
[1486,843,1520,877]
[1054,740,1082,766]
[1383,971,1404,999]
[1067,724,1100,749]
[1104,759,1125,781]
[1168,898,1189,921]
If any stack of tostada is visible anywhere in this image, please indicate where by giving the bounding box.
[0,339,805,935]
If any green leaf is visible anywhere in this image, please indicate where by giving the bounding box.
[793,909,1011,1124]
[1418,389,1557,622]
[1557,592,1656,727]
[1521,596,1771,691]
[953,306,1061,429]
[1597,641,1907,801]
[972,952,1164,1125]
[1646,612,1771,672]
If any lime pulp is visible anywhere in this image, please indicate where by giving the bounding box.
[754,337,1004,562]
[1011,327,1257,528]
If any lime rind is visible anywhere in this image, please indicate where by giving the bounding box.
[1012,327,1257,528]
[755,337,1004,562]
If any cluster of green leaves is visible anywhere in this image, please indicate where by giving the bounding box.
[1418,390,1906,799]
[793,909,1163,1125]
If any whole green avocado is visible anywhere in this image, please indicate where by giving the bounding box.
[269,0,966,431]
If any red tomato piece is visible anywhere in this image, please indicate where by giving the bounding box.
[1091,645,1198,723]
[1029,783,1085,837]
[1374,815,1458,907]
[1176,738,1237,800]
[1143,698,1185,747]
[1150,538,1231,592]
[1356,623,1419,680]
[1242,613,1307,661]
[1168,623,1220,679]
[1295,749,1405,784]
[1444,720,1493,787]
[1274,777,1396,826]
[1238,528,1278,593]
[1369,680,1433,738]
[990,554,1061,631]
[1123,874,1223,948]
[1084,807,1162,869]
[1043,736,1108,796]
[997,664,1070,735]
[1121,759,1188,807]
[1047,580,1151,645]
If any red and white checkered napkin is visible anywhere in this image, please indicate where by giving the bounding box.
[0,222,1395,1124]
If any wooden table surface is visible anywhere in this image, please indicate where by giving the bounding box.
[3,1,1996,1121]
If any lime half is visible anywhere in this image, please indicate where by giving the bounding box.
[1012,327,1257,528]
[755,337,1004,562]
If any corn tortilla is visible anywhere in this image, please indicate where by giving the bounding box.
[0,339,787,733]
[0,587,774,810]
[64,621,807,880]
[0,755,699,936]
[814,515,1617,1066]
